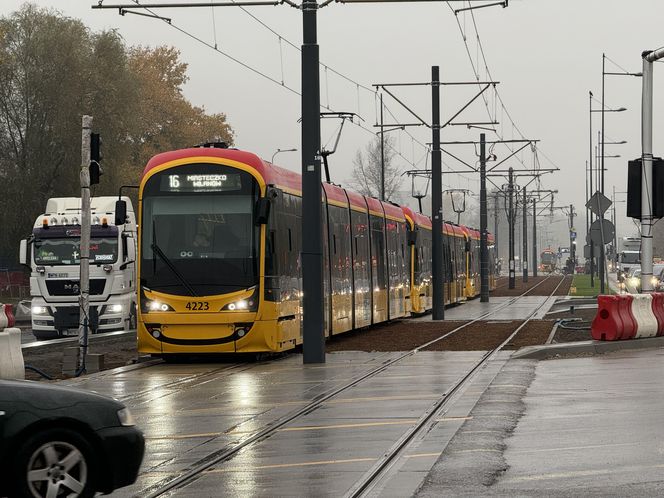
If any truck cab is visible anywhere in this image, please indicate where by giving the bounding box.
[618,250,640,280]
[19,197,137,340]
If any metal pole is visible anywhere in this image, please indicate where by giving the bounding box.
[570,204,576,269]
[494,192,499,264]
[508,167,515,289]
[601,53,606,195]
[380,93,385,201]
[613,186,618,268]
[431,66,444,319]
[522,185,528,282]
[78,115,93,372]
[599,55,607,293]
[533,197,538,277]
[641,51,656,292]
[301,1,325,363]
[480,133,489,302]
[589,91,595,286]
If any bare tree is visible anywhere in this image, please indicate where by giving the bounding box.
[347,135,402,201]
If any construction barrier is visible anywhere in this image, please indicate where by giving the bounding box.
[618,295,637,340]
[0,303,13,329]
[0,327,24,380]
[591,293,664,341]
[591,295,623,341]
[650,293,664,335]
[631,294,658,338]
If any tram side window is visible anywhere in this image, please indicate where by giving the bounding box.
[370,215,387,290]
[265,194,280,277]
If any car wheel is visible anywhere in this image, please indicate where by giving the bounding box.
[11,428,97,498]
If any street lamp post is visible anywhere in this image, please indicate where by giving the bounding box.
[271,147,298,163]
[590,94,626,293]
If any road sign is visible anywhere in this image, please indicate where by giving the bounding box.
[583,243,601,259]
[589,219,615,246]
[586,191,612,217]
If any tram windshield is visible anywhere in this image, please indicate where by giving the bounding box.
[141,163,260,296]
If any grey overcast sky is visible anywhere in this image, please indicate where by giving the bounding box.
[4,0,664,249]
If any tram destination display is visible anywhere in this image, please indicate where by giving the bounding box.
[161,173,242,192]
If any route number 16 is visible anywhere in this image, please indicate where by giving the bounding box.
[169,175,180,188]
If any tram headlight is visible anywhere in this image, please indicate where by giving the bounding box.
[143,300,174,312]
[222,299,255,311]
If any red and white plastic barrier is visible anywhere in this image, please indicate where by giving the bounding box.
[0,304,24,379]
[0,327,24,380]
[0,304,14,329]
[592,293,664,341]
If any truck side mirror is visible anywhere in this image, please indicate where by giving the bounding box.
[115,200,127,226]
[19,239,29,266]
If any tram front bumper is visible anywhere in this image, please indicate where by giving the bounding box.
[137,314,279,353]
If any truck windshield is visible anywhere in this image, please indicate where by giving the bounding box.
[140,163,260,296]
[34,237,118,265]
[621,253,640,264]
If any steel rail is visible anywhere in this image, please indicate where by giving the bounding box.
[141,274,565,497]
[346,275,568,497]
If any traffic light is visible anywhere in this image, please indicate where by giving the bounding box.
[627,157,664,218]
[89,132,102,185]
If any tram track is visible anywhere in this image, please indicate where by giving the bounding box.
[345,274,567,497]
[139,274,565,498]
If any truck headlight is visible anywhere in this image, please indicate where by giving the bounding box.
[31,306,49,315]
[108,304,123,313]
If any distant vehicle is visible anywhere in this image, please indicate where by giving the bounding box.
[539,249,557,273]
[19,197,137,340]
[617,250,640,279]
[620,264,664,293]
[0,380,144,497]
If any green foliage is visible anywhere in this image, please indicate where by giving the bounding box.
[0,4,234,263]
[570,274,603,296]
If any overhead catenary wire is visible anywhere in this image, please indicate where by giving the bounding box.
[447,1,562,176]
[121,0,429,174]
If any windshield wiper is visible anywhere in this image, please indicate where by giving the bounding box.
[151,221,198,297]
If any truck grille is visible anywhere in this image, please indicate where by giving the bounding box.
[45,279,106,296]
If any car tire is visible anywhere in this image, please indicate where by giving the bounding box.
[10,427,98,498]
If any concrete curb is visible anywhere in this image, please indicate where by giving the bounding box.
[512,336,664,360]
[22,329,135,350]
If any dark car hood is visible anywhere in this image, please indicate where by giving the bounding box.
[0,380,125,430]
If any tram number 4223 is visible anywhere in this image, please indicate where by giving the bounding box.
[186,302,210,311]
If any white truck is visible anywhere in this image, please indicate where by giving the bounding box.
[617,236,641,278]
[19,197,137,340]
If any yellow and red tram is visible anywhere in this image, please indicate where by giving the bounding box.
[134,145,496,356]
